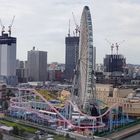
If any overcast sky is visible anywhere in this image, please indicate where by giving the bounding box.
[0,0,140,64]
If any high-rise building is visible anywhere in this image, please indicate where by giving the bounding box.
[0,33,17,85]
[65,36,79,81]
[27,47,47,82]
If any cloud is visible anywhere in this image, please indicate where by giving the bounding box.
[0,0,139,64]
[93,0,140,64]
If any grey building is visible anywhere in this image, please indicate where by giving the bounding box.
[0,83,7,111]
[0,33,17,85]
[103,54,126,85]
[28,47,47,82]
[104,54,126,73]
[65,36,79,81]
[16,60,28,83]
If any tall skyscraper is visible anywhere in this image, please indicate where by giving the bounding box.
[27,47,47,82]
[65,36,79,81]
[0,32,17,85]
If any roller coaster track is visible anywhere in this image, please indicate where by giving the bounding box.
[67,100,119,119]
[9,88,121,129]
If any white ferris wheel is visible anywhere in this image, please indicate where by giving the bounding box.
[72,6,96,114]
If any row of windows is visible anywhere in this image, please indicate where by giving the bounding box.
[96,88,109,91]
[124,104,132,108]
[106,98,125,103]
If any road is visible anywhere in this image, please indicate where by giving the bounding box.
[3,134,23,140]
[4,117,109,140]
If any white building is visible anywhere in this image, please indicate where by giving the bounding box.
[0,33,17,85]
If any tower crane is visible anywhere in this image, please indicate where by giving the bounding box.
[115,40,125,54]
[105,39,125,54]
[0,18,5,35]
[105,39,114,54]
[68,19,71,37]
[8,16,15,37]
[72,12,80,36]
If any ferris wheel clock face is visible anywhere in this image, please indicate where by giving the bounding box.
[78,6,96,113]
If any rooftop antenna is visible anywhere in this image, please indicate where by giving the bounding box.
[0,18,5,35]
[72,12,80,36]
[8,16,15,37]
[68,19,71,37]
[105,39,114,54]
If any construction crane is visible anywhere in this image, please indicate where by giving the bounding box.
[72,12,80,36]
[8,16,15,37]
[68,19,71,37]
[115,43,119,55]
[105,39,114,54]
[0,18,5,35]
[105,39,125,54]
[115,40,125,54]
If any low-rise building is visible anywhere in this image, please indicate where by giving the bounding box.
[48,62,64,81]
[16,60,28,83]
[96,84,140,116]
[0,83,7,111]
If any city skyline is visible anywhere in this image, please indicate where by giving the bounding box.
[0,0,140,64]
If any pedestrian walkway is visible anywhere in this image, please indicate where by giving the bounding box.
[105,124,140,140]
[3,134,23,140]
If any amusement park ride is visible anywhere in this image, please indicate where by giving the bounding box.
[7,6,132,134]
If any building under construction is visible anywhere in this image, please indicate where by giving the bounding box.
[104,54,126,74]
[0,17,17,85]
[65,36,79,81]
[103,41,127,85]
[64,16,80,82]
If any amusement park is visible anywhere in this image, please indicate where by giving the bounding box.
[0,1,140,139]
[2,6,138,140]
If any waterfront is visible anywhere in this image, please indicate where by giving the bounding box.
[104,123,140,140]
[123,133,140,140]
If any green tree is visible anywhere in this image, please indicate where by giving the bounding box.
[34,135,39,140]
[19,128,25,136]
[19,128,25,135]
[3,101,9,110]
[13,125,19,135]
[65,133,70,138]
[7,89,15,98]
[0,132,3,140]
